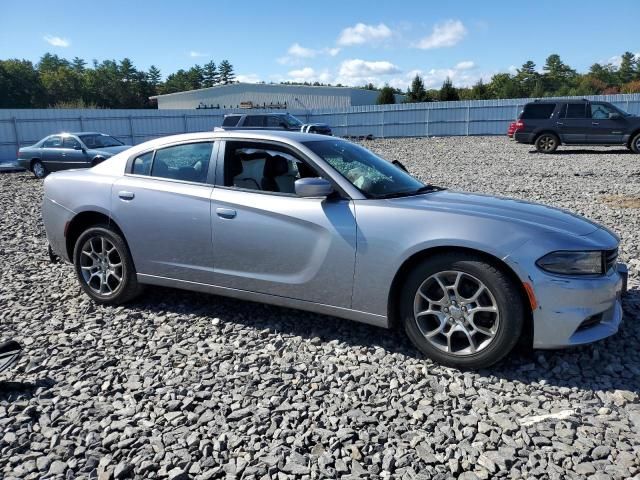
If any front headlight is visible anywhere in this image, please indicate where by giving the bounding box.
[536,251,603,275]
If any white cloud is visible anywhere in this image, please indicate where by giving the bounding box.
[236,73,261,83]
[415,20,467,49]
[285,67,332,84]
[339,59,400,78]
[337,23,392,46]
[43,35,70,48]
[455,61,475,70]
[278,44,342,65]
[189,51,209,58]
[288,67,316,81]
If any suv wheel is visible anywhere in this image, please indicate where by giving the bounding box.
[535,133,559,153]
[631,133,640,154]
[73,225,142,304]
[400,253,524,368]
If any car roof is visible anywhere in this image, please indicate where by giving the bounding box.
[224,112,290,117]
[47,131,108,136]
[527,99,590,104]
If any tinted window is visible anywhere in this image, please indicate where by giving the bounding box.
[151,142,214,183]
[562,103,587,119]
[303,139,425,198]
[63,137,82,149]
[266,116,286,128]
[591,103,617,119]
[223,141,319,195]
[222,116,240,127]
[244,115,265,127]
[521,104,556,119]
[132,151,153,175]
[78,134,123,148]
[43,136,63,148]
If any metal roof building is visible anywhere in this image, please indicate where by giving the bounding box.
[150,83,405,110]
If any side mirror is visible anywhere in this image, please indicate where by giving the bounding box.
[609,112,621,120]
[295,177,334,198]
[74,144,84,151]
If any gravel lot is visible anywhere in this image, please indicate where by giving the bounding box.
[1,136,639,480]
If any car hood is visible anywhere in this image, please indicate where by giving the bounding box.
[90,145,131,156]
[391,190,601,236]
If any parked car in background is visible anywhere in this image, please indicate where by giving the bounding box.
[222,113,332,135]
[514,99,640,153]
[17,132,131,178]
[507,121,517,138]
[42,130,627,368]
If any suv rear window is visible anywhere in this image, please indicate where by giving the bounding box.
[222,116,240,127]
[561,103,588,119]
[521,103,556,119]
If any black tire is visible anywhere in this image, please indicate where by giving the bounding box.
[535,133,559,154]
[73,224,142,304]
[630,133,640,154]
[400,252,524,369]
[31,160,47,179]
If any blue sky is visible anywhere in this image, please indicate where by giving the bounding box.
[1,0,638,90]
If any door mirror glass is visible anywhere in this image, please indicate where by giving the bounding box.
[295,177,334,198]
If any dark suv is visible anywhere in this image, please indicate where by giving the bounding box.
[514,99,640,153]
[221,113,332,135]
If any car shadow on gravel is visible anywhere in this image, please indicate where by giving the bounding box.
[529,148,632,155]
[0,378,55,401]
[128,284,640,394]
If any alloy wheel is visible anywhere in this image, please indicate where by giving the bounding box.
[33,162,45,178]
[538,135,556,152]
[413,270,500,356]
[79,235,124,296]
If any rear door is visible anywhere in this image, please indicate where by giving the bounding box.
[110,140,218,284]
[557,103,590,144]
[209,139,357,307]
[41,135,64,171]
[587,103,626,144]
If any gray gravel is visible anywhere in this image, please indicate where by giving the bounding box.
[1,136,639,480]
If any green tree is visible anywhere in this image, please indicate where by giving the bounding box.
[542,54,576,93]
[407,74,429,102]
[515,60,539,96]
[218,60,235,84]
[376,84,396,104]
[0,59,45,107]
[589,62,618,85]
[471,79,492,100]
[439,77,459,101]
[71,57,86,73]
[618,52,637,84]
[147,65,161,88]
[203,61,218,87]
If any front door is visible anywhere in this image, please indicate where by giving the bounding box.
[210,140,357,307]
[557,103,590,144]
[41,135,64,171]
[60,136,91,169]
[110,141,217,284]
[587,103,626,144]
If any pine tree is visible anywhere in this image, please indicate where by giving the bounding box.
[218,60,235,84]
[203,61,218,87]
[439,77,459,101]
[71,57,86,72]
[471,79,491,100]
[147,65,161,87]
[618,52,637,84]
[407,74,428,102]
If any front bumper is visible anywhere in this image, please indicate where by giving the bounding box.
[530,264,626,349]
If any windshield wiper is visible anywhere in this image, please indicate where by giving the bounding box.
[373,184,443,199]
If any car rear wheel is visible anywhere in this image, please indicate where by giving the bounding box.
[400,253,524,368]
[631,133,640,154]
[32,160,47,179]
[73,225,142,304]
[535,133,559,153]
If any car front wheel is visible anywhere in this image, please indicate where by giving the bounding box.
[400,253,524,368]
[631,133,640,154]
[73,225,142,304]
[535,133,559,153]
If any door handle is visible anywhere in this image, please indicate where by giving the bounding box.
[556,122,564,126]
[118,191,135,200]
[592,122,599,126]
[216,207,236,219]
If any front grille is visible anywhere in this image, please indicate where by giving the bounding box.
[604,248,618,273]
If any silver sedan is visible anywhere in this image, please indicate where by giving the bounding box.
[42,131,627,368]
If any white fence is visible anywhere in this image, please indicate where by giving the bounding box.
[1,93,639,162]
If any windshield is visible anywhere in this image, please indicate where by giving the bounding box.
[78,134,124,148]
[303,139,428,198]
[284,114,303,127]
